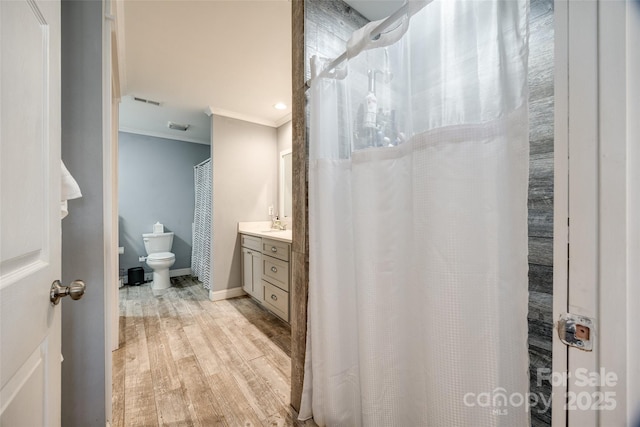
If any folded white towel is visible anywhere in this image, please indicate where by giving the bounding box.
[61,160,82,219]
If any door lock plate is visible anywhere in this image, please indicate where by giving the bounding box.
[557,313,594,351]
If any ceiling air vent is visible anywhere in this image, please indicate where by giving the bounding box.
[168,121,190,132]
[133,96,161,106]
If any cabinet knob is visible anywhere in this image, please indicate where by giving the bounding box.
[271,266,277,273]
[271,294,278,301]
[271,247,277,252]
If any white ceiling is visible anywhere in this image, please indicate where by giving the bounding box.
[116,0,403,143]
[117,0,292,142]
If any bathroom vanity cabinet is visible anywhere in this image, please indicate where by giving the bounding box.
[240,231,291,323]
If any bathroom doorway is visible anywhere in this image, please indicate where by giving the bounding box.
[109,0,297,425]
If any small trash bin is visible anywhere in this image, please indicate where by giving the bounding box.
[127,267,144,285]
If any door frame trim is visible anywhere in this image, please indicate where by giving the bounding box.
[102,0,117,423]
[553,1,640,426]
[552,1,569,425]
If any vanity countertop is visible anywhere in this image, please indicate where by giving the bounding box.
[238,221,292,243]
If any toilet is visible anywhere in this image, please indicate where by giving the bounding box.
[142,230,175,290]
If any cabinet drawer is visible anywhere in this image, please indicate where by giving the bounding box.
[262,255,289,292]
[262,238,289,262]
[241,234,262,252]
[263,280,289,322]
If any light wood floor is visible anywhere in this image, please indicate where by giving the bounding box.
[112,276,315,427]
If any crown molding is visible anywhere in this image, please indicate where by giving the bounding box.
[207,106,289,128]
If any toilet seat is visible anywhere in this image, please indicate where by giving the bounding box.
[147,252,175,261]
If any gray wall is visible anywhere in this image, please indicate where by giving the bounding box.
[61,1,106,425]
[212,115,278,292]
[527,0,554,425]
[118,132,210,274]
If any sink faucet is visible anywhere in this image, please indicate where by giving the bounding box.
[271,216,286,230]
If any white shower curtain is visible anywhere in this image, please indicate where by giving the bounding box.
[192,158,212,290]
[301,0,530,426]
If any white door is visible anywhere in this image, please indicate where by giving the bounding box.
[0,0,63,425]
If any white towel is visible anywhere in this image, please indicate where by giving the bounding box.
[61,160,82,219]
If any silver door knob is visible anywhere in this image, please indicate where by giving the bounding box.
[50,280,86,305]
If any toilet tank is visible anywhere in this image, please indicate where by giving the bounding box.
[142,232,174,254]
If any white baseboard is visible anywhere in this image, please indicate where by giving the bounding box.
[209,286,246,302]
[170,268,192,277]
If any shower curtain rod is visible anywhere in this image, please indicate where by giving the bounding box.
[304,0,429,89]
[194,157,211,168]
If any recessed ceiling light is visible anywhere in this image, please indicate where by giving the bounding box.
[274,102,287,110]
